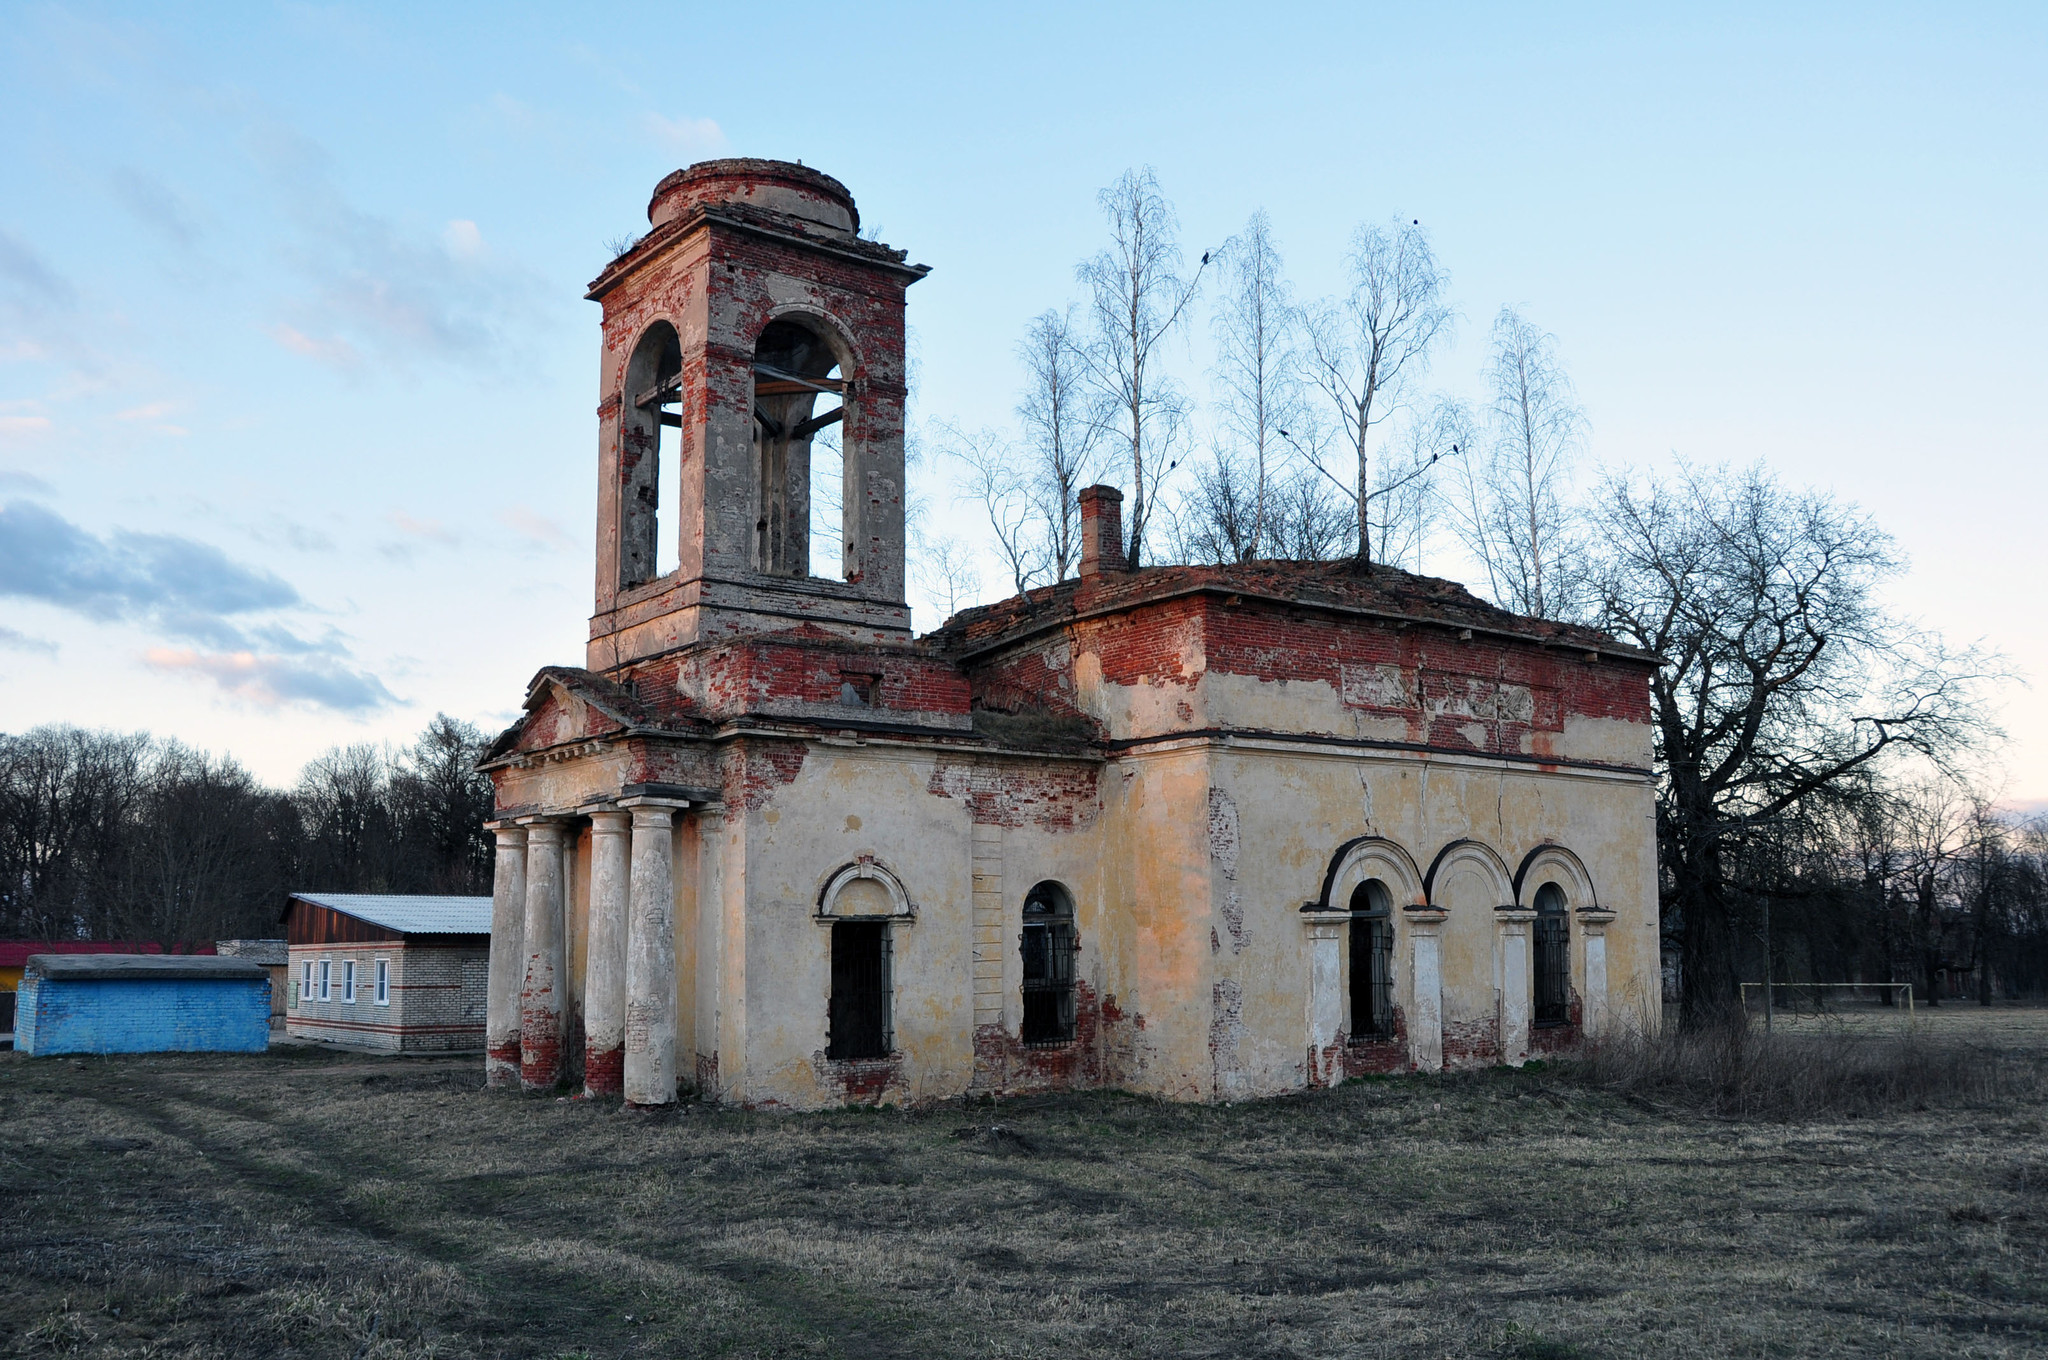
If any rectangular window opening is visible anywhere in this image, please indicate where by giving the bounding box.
[300,960,313,1009]
[343,960,356,1004]
[826,921,890,1061]
[374,959,390,1006]
[1349,914,1395,1040]
[1020,919,1077,1047]
[319,960,332,1002]
[655,417,681,578]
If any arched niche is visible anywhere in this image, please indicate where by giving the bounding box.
[1422,839,1515,908]
[815,857,913,921]
[1513,843,1597,911]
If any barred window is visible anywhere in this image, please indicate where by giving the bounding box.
[1020,881,1078,1047]
[827,921,891,1060]
[1348,880,1395,1040]
[1534,883,1571,1025]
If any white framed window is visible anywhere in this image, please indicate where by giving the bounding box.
[374,958,390,1006]
[343,960,357,1004]
[319,959,332,1001]
[300,960,313,1008]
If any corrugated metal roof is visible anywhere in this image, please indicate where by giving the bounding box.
[288,893,492,936]
[28,954,268,981]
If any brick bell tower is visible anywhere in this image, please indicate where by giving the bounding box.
[583,159,929,671]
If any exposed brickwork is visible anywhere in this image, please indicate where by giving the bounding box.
[1340,1005,1413,1078]
[926,754,1101,830]
[723,740,808,812]
[970,979,1116,1093]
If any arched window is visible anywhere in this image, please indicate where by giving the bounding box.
[751,318,849,579]
[621,322,683,588]
[1020,881,1077,1046]
[1533,882,1571,1025]
[1348,880,1394,1039]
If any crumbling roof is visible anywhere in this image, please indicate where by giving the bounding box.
[481,665,693,764]
[27,954,268,982]
[927,559,1658,664]
[285,894,492,936]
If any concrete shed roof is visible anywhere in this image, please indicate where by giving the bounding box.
[26,954,270,982]
[286,893,492,936]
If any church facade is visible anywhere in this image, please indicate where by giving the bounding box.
[480,159,1661,1109]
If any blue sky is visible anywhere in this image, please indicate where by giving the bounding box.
[2,2,2044,804]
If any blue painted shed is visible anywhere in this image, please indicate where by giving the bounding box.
[16,954,272,1056]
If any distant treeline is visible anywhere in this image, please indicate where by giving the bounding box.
[0,716,494,949]
[1707,790,2048,1006]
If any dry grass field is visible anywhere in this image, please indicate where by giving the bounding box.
[3,1007,2045,1360]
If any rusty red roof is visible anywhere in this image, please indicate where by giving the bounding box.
[928,559,1657,664]
[0,940,215,970]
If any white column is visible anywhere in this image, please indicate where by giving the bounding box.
[1497,907,1537,1067]
[583,809,632,1096]
[694,806,726,1100]
[1301,908,1348,1088]
[1579,908,1617,1039]
[625,803,679,1107]
[520,819,567,1090]
[1405,907,1448,1072]
[485,825,527,1088]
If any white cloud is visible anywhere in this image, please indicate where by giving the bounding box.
[115,401,176,420]
[389,510,459,546]
[0,415,53,437]
[498,505,573,551]
[443,218,485,259]
[643,113,727,157]
[266,322,361,371]
[144,646,397,712]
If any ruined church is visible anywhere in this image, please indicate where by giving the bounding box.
[479,159,1661,1109]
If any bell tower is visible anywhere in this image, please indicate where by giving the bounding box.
[583,159,928,672]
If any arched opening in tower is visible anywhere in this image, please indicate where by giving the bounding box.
[751,318,848,581]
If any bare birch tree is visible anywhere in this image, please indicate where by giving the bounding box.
[1209,210,1301,558]
[946,422,1042,596]
[1016,308,1102,582]
[1447,307,1586,618]
[1300,219,1452,561]
[1076,168,1210,567]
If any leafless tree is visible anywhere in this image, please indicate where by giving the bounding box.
[1586,462,2000,1029]
[1300,219,1453,561]
[1373,397,1469,574]
[1076,167,1210,567]
[1016,308,1104,581]
[912,534,983,623]
[945,422,1042,596]
[1209,210,1301,558]
[1447,308,1586,618]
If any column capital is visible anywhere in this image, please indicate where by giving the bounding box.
[1576,908,1618,932]
[1402,905,1449,933]
[628,804,678,830]
[1495,906,1539,929]
[490,824,529,846]
[586,808,632,833]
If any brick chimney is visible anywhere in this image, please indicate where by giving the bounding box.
[1078,485,1126,578]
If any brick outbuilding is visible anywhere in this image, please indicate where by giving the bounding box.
[282,894,490,1053]
[16,954,270,1056]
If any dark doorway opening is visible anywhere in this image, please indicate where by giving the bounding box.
[1020,881,1078,1046]
[827,920,890,1060]
[1534,883,1570,1025]
[1349,879,1394,1039]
